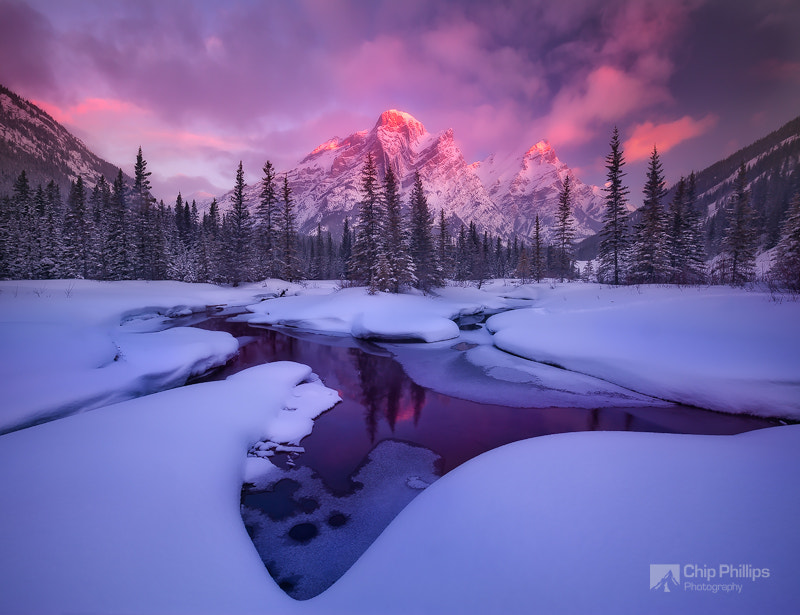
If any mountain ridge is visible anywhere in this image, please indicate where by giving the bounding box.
[0,84,129,196]
[212,109,606,242]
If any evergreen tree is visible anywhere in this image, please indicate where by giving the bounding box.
[256,161,278,278]
[107,170,130,279]
[276,174,300,281]
[325,231,335,279]
[10,170,34,277]
[340,217,352,280]
[666,178,689,282]
[63,177,92,278]
[598,127,630,284]
[772,191,800,290]
[350,153,382,289]
[722,163,758,285]
[151,200,170,280]
[532,214,544,282]
[554,175,576,282]
[437,209,452,280]
[516,243,530,283]
[0,193,12,278]
[89,175,112,279]
[226,161,253,286]
[311,223,325,279]
[408,171,441,290]
[376,163,415,293]
[455,223,469,281]
[204,198,221,282]
[130,147,159,279]
[682,172,707,283]
[40,180,64,278]
[583,259,595,282]
[629,146,669,284]
[494,236,506,278]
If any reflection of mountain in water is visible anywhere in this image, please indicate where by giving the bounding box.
[242,440,441,600]
[651,569,680,592]
[352,347,425,441]
[186,318,778,599]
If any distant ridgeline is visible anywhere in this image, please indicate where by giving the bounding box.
[1,81,799,290]
[688,116,800,256]
[0,84,125,198]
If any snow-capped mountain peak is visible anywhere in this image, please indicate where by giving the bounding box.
[375,109,427,144]
[212,109,605,241]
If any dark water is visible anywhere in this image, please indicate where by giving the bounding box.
[189,315,780,599]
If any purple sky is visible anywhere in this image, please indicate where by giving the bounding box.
[2,0,799,204]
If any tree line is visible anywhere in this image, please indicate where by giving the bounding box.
[0,147,579,288]
[595,127,800,290]
[1,140,798,292]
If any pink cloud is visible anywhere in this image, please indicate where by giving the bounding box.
[32,97,145,125]
[543,65,672,145]
[623,114,719,162]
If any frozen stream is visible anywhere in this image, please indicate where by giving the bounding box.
[190,315,779,600]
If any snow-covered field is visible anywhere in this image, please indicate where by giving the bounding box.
[1,279,798,614]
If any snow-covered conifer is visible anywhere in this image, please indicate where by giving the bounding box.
[629,146,669,284]
[598,127,630,285]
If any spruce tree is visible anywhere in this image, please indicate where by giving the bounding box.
[0,194,12,278]
[311,223,324,279]
[226,161,252,286]
[376,164,415,293]
[722,163,757,285]
[276,174,300,281]
[130,147,159,279]
[554,175,576,282]
[772,191,800,290]
[63,177,92,278]
[107,170,130,280]
[682,172,707,283]
[409,171,441,290]
[598,127,630,284]
[11,170,34,277]
[40,180,64,278]
[516,243,531,283]
[437,209,451,280]
[350,153,382,289]
[629,146,669,284]
[340,217,352,280]
[532,214,544,282]
[257,161,278,278]
[89,175,112,279]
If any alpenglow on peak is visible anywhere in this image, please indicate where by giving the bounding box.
[375,110,427,141]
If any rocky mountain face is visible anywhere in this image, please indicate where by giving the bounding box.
[226,109,605,242]
[473,140,606,240]
[0,84,125,196]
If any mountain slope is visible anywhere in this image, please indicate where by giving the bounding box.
[474,140,606,240]
[218,110,604,242]
[575,114,800,260]
[669,114,800,254]
[0,84,125,196]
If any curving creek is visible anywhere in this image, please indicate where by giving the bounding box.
[188,310,779,600]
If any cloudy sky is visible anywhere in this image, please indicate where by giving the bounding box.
[2,0,799,203]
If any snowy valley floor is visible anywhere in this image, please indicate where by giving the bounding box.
[0,279,798,614]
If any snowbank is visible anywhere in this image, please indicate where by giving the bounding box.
[244,286,507,342]
[0,361,340,615]
[2,279,798,614]
[0,279,297,432]
[0,377,796,614]
[320,425,800,615]
[486,284,800,418]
